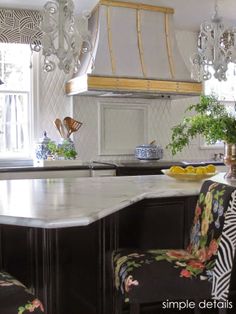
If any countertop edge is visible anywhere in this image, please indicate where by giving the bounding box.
[0,185,201,229]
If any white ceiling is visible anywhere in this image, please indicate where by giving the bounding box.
[0,0,236,32]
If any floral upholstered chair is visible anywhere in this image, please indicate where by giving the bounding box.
[112,180,236,314]
[0,271,44,314]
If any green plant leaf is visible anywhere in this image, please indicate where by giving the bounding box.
[166,95,236,155]
[47,140,77,159]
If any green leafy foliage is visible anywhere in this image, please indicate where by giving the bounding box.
[46,141,58,155]
[47,140,77,160]
[167,95,236,155]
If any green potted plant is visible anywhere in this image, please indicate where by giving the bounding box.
[167,95,236,179]
[47,140,77,160]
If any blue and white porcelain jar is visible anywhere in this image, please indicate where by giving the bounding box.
[35,131,51,160]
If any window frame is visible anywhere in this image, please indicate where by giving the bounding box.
[204,63,236,102]
[0,44,39,166]
[202,64,236,151]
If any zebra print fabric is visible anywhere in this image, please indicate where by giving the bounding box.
[0,9,41,44]
[212,189,236,300]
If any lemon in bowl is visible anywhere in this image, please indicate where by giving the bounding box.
[162,164,217,181]
[169,166,185,174]
[185,166,196,174]
[195,166,207,175]
[205,164,216,173]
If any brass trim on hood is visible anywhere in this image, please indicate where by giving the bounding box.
[165,13,175,79]
[100,0,174,14]
[65,75,202,96]
[137,9,147,77]
[106,6,116,75]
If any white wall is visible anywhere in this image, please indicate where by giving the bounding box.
[37,31,224,162]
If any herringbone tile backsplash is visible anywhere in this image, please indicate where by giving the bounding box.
[36,55,72,141]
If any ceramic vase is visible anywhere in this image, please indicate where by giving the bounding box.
[224,143,236,179]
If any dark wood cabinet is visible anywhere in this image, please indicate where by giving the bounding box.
[117,197,197,250]
[116,167,164,176]
[0,196,198,314]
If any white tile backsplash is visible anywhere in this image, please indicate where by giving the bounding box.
[72,95,223,162]
[36,54,73,141]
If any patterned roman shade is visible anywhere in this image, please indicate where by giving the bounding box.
[0,8,41,44]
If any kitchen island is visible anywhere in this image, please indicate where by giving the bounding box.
[0,173,230,314]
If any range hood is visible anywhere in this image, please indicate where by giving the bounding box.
[65,0,202,98]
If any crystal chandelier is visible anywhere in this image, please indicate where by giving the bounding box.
[31,0,92,74]
[191,0,236,82]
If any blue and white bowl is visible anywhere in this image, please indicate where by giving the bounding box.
[135,144,163,160]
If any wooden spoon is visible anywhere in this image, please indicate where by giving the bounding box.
[54,118,66,138]
[63,118,70,138]
[63,117,82,138]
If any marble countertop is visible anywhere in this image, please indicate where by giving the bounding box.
[0,173,229,229]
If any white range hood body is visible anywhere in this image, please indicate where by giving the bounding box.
[93,5,191,81]
[66,2,201,98]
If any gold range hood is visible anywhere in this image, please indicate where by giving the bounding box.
[65,0,202,99]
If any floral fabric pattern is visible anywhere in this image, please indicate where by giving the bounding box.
[0,272,26,288]
[0,271,44,314]
[113,181,235,302]
[18,299,44,314]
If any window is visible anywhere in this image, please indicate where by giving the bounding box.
[0,43,34,161]
[205,63,236,101]
[203,64,236,149]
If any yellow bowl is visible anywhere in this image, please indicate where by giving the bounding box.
[161,169,217,181]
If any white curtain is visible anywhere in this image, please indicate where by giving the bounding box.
[4,95,24,151]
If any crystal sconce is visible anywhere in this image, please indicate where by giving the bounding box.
[31,0,92,74]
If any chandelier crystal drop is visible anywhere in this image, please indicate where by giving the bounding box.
[191,0,236,82]
[31,0,92,74]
